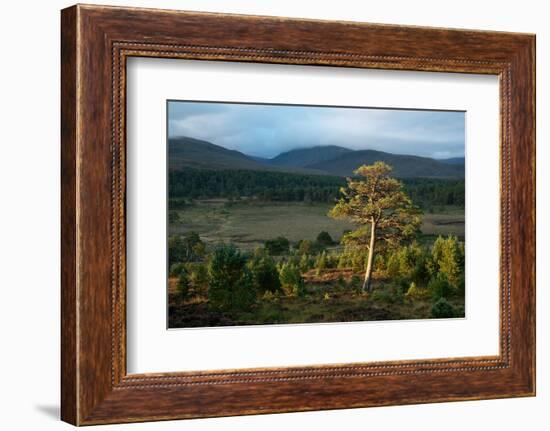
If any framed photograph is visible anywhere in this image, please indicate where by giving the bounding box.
[61,4,535,425]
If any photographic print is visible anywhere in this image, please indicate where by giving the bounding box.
[167,101,465,329]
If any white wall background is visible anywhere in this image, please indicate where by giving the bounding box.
[0,0,546,429]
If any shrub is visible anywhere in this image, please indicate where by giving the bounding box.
[349,275,362,290]
[325,253,338,269]
[315,251,328,275]
[397,277,410,295]
[316,231,334,246]
[264,236,290,255]
[296,239,313,255]
[386,242,430,284]
[431,298,456,318]
[186,262,208,292]
[169,262,186,278]
[249,249,281,294]
[279,262,305,297]
[177,271,190,301]
[373,254,386,274]
[335,247,369,272]
[207,244,256,311]
[429,235,464,288]
[168,235,185,266]
[405,282,430,300]
[168,231,205,265]
[457,274,466,298]
[428,274,454,300]
[261,290,279,302]
[371,287,394,304]
[299,253,313,272]
[371,284,404,304]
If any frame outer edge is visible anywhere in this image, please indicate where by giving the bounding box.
[61,5,79,426]
[504,35,536,396]
[61,4,536,425]
[527,35,536,395]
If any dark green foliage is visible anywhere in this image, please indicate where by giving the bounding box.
[168,168,464,208]
[428,274,454,300]
[366,283,404,305]
[186,262,208,293]
[169,168,345,203]
[168,235,185,267]
[168,210,180,224]
[169,262,186,278]
[316,231,334,246]
[454,305,465,318]
[264,236,290,256]
[457,274,466,298]
[177,271,190,301]
[279,262,305,297]
[168,231,205,266]
[207,244,256,311]
[403,178,465,209]
[349,275,362,290]
[249,249,281,294]
[296,239,313,255]
[296,239,325,255]
[168,198,192,209]
[431,298,456,318]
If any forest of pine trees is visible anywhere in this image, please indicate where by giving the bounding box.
[168,168,465,209]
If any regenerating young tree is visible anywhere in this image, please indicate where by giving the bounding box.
[207,244,255,311]
[329,162,422,292]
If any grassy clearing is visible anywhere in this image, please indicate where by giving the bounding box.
[169,200,464,250]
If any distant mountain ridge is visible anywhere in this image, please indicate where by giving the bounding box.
[169,137,326,175]
[267,145,354,168]
[307,150,464,178]
[169,136,464,179]
[438,157,465,165]
[169,137,268,171]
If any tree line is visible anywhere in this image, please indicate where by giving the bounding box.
[168,168,465,209]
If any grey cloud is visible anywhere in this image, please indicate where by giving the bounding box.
[168,101,465,159]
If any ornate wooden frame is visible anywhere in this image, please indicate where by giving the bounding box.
[61,4,535,425]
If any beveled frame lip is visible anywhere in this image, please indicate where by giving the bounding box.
[61,4,535,426]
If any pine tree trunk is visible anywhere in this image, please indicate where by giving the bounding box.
[362,220,377,292]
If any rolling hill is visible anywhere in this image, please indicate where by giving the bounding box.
[268,145,353,168]
[438,157,465,165]
[169,137,325,175]
[169,137,270,171]
[307,150,464,178]
[169,136,464,179]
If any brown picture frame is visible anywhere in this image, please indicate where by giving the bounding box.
[61,4,536,426]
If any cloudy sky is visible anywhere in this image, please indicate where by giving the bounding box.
[168,101,465,159]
